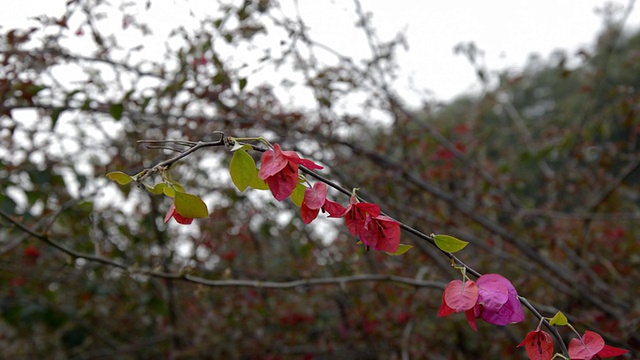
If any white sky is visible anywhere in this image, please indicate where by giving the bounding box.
[1,0,638,103]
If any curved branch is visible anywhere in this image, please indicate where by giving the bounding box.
[0,209,445,291]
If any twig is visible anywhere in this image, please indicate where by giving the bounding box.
[135,132,227,182]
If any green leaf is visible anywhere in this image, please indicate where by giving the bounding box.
[433,234,469,253]
[50,107,64,129]
[174,192,208,218]
[81,98,92,111]
[107,171,133,185]
[163,180,185,197]
[145,183,165,195]
[250,176,269,190]
[122,89,135,101]
[140,97,152,113]
[549,311,568,326]
[386,244,413,256]
[26,84,46,97]
[64,89,82,102]
[289,183,306,207]
[229,149,256,192]
[163,185,175,198]
[239,77,248,91]
[109,103,124,120]
[173,183,185,193]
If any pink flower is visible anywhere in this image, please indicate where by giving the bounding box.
[438,274,524,331]
[568,330,629,359]
[342,195,381,236]
[341,195,400,252]
[300,182,345,224]
[258,144,322,201]
[360,215,401,253]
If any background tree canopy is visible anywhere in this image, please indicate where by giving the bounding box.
[1,1,639,359]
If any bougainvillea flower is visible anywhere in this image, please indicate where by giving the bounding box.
[258,144,323,201]
[443,280,479,312]
[301,182,327,224]
[360,214,401,252]
[473,273,525,326]
[438,274,524,331]
[164,203,193,225]
[437,279,480,330]
[437,291,456,317]
[339,195,401,252]
[322,198,346,218]
[568,330,629,359]
[517,329,554,360]
[342,195,381,236]
[300,182,347,224]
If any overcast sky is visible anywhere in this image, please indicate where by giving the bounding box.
[2,0,638,103]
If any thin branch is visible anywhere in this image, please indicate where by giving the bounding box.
[135,132,226,182]
[0,209,445,291]
[299,156,570,354]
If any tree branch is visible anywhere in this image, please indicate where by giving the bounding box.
[0,209,445,291]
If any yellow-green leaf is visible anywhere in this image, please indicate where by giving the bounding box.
[250,176,269,190]
[145,183,165,195]
[229,149,257,192]
[163,186,175,198]
[433,234,469,253]
[289,183,306,207]
[107,171,133,185]
[549,311,568,326]
[174,192,208,218]
[386,244,413,256]
[166,181,185,193]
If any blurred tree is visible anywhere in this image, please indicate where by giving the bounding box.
[1,0,638,359]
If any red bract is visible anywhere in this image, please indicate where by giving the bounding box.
[342,195,381,236]
[322,198,346,218]
[518,329,554,360]
[341,195,400,252]
[164,203,193,225]
[443,280,478,312]
[300,183,346,224]
[437,292,456,317]
[301,182,327,224]
[568,330,629,359]
[258,144,323,201]
[437,280,479,330]
[360,214,401,252]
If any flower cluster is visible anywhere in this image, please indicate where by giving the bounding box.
[341,195,401,253]
[518,328,628,360]
[438,273,525,331]
[258,144,401,253]
[258,143,323,201]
